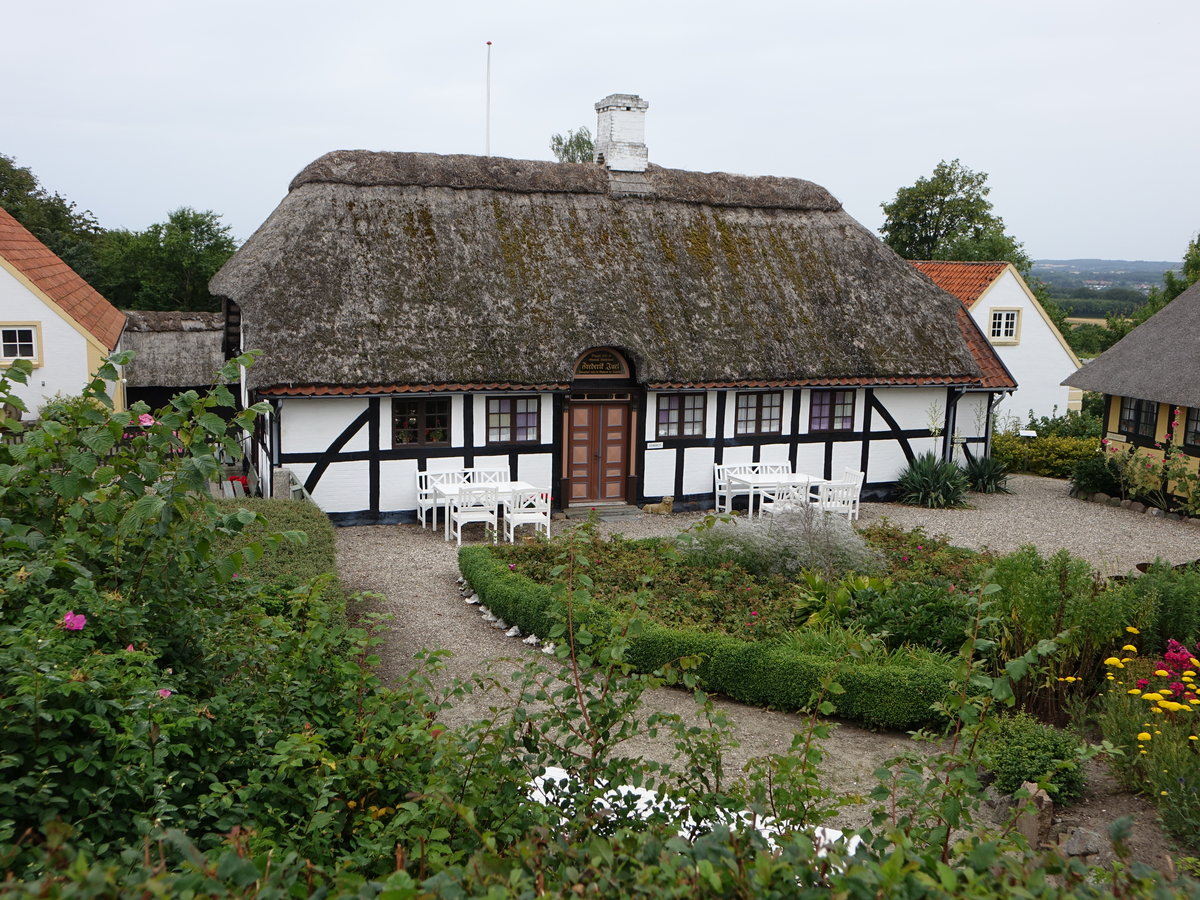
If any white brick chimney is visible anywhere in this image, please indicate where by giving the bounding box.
[594,94,649,172]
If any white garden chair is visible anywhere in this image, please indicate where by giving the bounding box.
[449,485,498,546]
[502,488,551,543]
[420,469,467,530]
[470,467,509,484]
[757,479,810,517]
[813,480,859,520]
[714,462,756,514]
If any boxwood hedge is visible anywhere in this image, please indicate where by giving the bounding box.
[459,547,955,730]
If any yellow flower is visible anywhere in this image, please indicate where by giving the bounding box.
[1189,736,1198,741]
[1185,671,1197,677]
[1140,749,1148,755]
[1143,693,1164,702]
[1126,626,1141,634]
[1137,732,1152,741]
[1161,689,1174,696]
[1192,657,1200,667]
[1161,791,1169,796]
[1191,699,1200,705]
[1128,689,1142,695]
[1103,657,1123,668]
[347,800,357,809]
[1122,645,1139,652]
[1151,707,1164,714]
[1155,669,1171,677]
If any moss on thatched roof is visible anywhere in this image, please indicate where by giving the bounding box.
[1064,281,1200,408]
[211,150,982,392]
[121,310,227,387]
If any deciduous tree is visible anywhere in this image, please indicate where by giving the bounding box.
[550,126,594,163]
[880,159,1029,271]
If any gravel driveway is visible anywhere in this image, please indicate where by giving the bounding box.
[334,474,1200,841]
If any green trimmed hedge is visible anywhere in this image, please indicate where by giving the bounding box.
[459,547,954,730]
[992,432,1098,478]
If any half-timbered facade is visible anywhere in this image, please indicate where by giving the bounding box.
[212,94,1013,524]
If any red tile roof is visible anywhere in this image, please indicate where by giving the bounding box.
[0,205,125,350]
[909,261,1016,391]
[258,382,571,397]
[910,260,1008,308]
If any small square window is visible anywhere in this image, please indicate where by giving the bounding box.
[1,326,37,361]
[989,309,1020,342]
[656,394,706,438]
[487,397,539,444]
[393,398,450,446]
[809,390,855,432]
[734,392,782,436]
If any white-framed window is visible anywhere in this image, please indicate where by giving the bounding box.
[656,393,706,438]
[734,392,782,436]
[988,308,1020,343]
[487,396,539,444]
[1,324,40,365]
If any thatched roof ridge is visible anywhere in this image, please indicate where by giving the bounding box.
[213,150,982,393]
[121,310,226,387]
[289,151,842,211]
[1064,281,1200,408]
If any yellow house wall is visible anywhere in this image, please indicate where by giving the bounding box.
[1104,396,1200,496]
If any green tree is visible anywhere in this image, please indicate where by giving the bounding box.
[880,159,1030,271]
[0,153,103,281]
[94,207,237,310]
[550,126,594,163]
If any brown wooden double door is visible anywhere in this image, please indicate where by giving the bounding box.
[566,401,630,504]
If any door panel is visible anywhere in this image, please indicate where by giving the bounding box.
[565,402,630,504]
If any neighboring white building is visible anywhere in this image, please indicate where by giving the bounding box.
[0,206,126,416]
[912,261,1082,422]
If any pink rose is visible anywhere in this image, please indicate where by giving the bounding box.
[60,611,87,631]
[157,689,172,699]
[139,413,156,427]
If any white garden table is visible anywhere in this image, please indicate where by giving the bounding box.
[726,471,825,517]
[434,480,537,540]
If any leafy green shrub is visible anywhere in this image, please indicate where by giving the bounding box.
[989,547,1140,721]
[465,545,954,731]
[992,432,1098,478]
[677,507,884,581]
[979,712,1087,803]
[1070,452,1122,495]
[859,520,989,585]
[1123,562,1200,655]
[895,452,968,508]
[964,455,1011,494]
[850,579,976,653]
[1023,409,1105,440]
[213,497,345,608]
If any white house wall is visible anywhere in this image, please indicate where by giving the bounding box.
[0,264,94,415]
[971,270,1080,421]
[269,384,996,523]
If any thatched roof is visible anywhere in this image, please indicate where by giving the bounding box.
[211,150,984,393]
[121,310,227,387]
[1064,281,1200,408]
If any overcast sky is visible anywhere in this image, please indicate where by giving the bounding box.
[4,0,1197,261]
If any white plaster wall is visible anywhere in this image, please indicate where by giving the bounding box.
[758,444,791,466]
[282,461,369,513]
[472,453,511,475]
[721,445,755,468]
[831,442,863,478]
[425,456,468,473]
[683,446,716,495]
[281,398,371,454]
[643,448,676,496]
[379,458,420,511]
[0,265,92,414]
[866,441,909,484]
[516,453,554,489]
[793,444,824,476]
[971,271,1080,420]
[871,388,944,431]
[956,393,991,441]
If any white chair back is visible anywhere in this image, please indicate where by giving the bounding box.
[470,468,508,484]
[758,479,808,516]
[454,484,498,511]
[761,463,791,475]
[816,481,858,519]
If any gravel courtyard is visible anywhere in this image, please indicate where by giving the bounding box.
[334,475,1200,862]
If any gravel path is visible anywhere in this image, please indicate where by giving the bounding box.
[334,475,1200,847]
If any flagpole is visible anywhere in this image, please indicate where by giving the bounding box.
[485,41,492,157]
